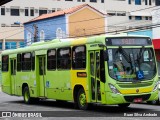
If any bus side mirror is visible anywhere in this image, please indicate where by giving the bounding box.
[103,51,108,61]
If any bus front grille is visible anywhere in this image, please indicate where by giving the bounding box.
[117,81,153,88]
[124,94,151,102]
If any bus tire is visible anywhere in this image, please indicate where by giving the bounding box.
[118,103,130,108]
[23,86,32,104]
[77,88,88,110]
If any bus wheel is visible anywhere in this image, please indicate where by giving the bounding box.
[77,88,88,110]
[23,86,31,104]
[118,103,130,108]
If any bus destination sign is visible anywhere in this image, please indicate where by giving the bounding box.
[106,37,151,46]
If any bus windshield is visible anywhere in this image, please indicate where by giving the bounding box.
[107,48,156,82]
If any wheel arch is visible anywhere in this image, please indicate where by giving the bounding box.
[22,83,28,95]
[73,84,84,103]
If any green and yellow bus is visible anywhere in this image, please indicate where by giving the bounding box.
[1,34,159,110]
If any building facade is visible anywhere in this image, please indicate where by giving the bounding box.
[24,4,106,44]
[151,6,160,76]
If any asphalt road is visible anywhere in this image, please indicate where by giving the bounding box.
[0,90,160,120]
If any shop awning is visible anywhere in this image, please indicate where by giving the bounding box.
[152,39,160,49]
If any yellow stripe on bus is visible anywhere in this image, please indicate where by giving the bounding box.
[120,87,153,94]
[71,38,87,46]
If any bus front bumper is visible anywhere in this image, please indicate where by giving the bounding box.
[104,90,158,105]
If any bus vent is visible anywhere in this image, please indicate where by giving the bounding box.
[124,94,151,102]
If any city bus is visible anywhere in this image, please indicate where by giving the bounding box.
[1,34,159,110]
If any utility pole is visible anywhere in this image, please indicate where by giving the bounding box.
[33,24,38,42]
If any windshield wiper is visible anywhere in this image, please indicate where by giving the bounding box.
[117,46,131,63]
[138,46,145,60]
[136,46,145,67]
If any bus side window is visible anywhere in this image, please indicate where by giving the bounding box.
[72,45,86,69]
[32,52,35,71]
[47,49,56,70]
[2,55,9,72]
[57,48,71,70]
[22,52,31,71]
[17,54,21,71]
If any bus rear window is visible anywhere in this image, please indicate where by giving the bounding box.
[2,55,9,72]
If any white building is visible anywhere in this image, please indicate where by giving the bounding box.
[0,0,159,52]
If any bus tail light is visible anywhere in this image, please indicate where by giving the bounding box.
[108,83,121,94]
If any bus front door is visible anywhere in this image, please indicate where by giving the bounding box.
[89,51,102,103]
[38,56,46,97]
[10,59,16,95]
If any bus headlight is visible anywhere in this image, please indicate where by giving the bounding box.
[108,83,121,94]
[153,81,160,92]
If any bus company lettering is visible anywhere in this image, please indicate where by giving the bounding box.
[77,72,87,77]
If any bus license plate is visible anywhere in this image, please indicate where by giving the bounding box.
[134,98,142,103]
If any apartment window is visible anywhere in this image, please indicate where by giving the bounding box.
[108,13,116,16]
[117,12,126,16]
[156,0,160,5]
[135,0,141,5]
[145,16,149,20]
[128,0,131,4]
[40,30,45,41]
[11,8,20,16]
[56,28,63,38]
[1,7,5,15]
[65,0,73,1]
[5,42,16,49]
[57,47,71,69]
[52,8,56,12]
[77,0,80,1]
[90,0,97,2]
[145,0,148,5]
[57,8,61,11]
[19,42,24,48]
[135,16,142,20]
[129,16,132,20]
[47,49,56,70]
[30,8,34,16]
[72,46,86,69]
[25,8,29,16]
[149,0,151,5]
[0,42,2,50]
[27,32,32,45]
[101,0,104,3]
[39,9,47,16]
[149,17,152,20]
